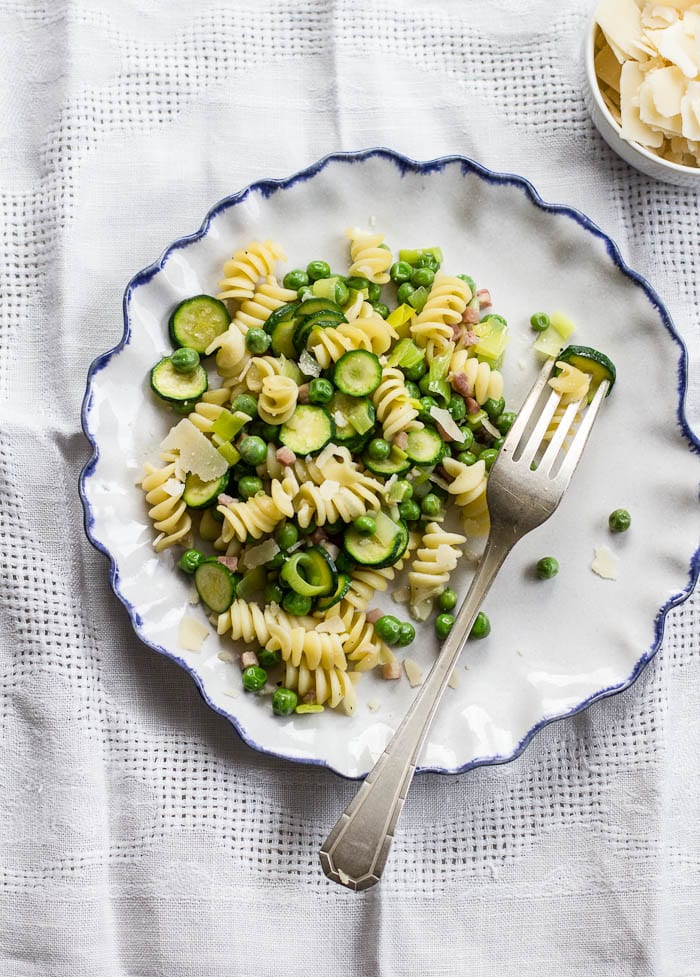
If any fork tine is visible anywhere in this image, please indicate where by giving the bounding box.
[554,379,610,486]
[502,358,557,453]
[537,398,582,474]
[516,388,563,468]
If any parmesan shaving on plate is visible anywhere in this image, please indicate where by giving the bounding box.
[403,659,423,687]
[591,544,619,580]
[595,0,700,167]
[161,418,229,480]
[177,615,209,652]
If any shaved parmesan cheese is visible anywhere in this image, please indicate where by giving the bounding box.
[241,538,279,569]
[642,4,680,29]
[448,670,460,690]
[429,406,465,443]
[591,544,619,580]
[403,659,423,687]
[367,700,380,712]
[647,65,687,117]
[595,42,623,92]
[681,81,700,138]
[299,349,321,377]
[596,0,644,60]
[163,477,185,498]
[316,616,347,634]
[621,61,665,146]
[647,21,699,75]
[161,419,228,481]
[178,615,209,652]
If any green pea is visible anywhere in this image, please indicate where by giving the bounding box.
[259,422,280,443]
[609,508,631,533]
[399,499,421,522]
[397,282,415,304]
[239,435,267,466]
[307,260,331,281]
[367,283,381,304]
[374,614,402,645]
[416,251,440,271]
[242,665,267,692]
[411,267,435,288]
[263,584,285,606]
[170,347,200,373]
[354,515,376,537]
[530,312,551,332]
[405,380,422,400]
[367,437,391,461]
[258,647,282,668]
[483,397,505,420]
[265,552,286,570]
[448,394,467,421]
[418,396,438,422]
[492,436,505,451]
[238,475,263,498]
[469,611,491,640]
[308,378,334,404]
[177,549,205,574]
[232,394,258,417]
[458,274,476,292]
[536,557,559,580]
[245,328,271,354]
[457,427,474,450]
[418,374,433,396]
[394,479,413,500]
[272,687,298,716]
[297,519,316,536]
[479,448,498,471]
[373,302,390,319]
[345,275,370,292]
[497,411,516,435]
[439,588,457,612]
[297,286,314,301]
[435,613,455,640]
[335,551,355,573]
[282,591,313,616]
[283,269,309,290]
[390,260,413,283]
[334,280,350,307]
[274,522,299,550]
[420,493,442,517]
[397,622,416,647]
[325,520,343,536]
[404,360,427,382]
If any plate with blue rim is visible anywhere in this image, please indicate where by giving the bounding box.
[80,148,700,779]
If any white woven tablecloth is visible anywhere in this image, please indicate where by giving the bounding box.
[2,1,699,974]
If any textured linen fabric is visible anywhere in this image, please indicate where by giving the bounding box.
[1,1,699,975]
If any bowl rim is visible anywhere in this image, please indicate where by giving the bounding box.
[585,17,700,178]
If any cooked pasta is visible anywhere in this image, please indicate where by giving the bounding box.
[282,661,359,714]
[265,622,348,670]
[216,474,297,543]
[346,227,392,284]
[411,272,470,358]
[441,456,490,536]
[330,603,394,673]
[372,366,422,441]
[217,240,286,302]
[548,361,591,405]
[408,522,467,620]
[232,276,297,332]
[257,374,298,425]
[449,350,504,404]
[309,313,396,368]
[141,457,192,552]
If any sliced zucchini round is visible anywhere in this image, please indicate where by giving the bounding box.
[183,471,229,509]
[342,511,408,569]
[333,350,382,397]
[315,572,351,611]
[362,444,411,477]
[279,405,334,456]
[296,297,345,318]
[150,357,208,403]
[404,426,444,466]
[169,295,230,353]
[194,558,238,612]
[556,345,616,398]
[266,303,299,357]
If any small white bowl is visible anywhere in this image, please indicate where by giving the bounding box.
[583,18,700,189]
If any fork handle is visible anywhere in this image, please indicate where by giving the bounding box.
[319,533,512,890]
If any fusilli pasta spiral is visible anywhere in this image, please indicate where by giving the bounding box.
[309,312,397,369]
[141,457,192,552]
[231,276,298,332]
[449,350,504,404]
[548,361,591,405]
[282,661,358,714]
[217,240,286,302]
[372,366,422,441]
[408,521,466,619]
[329,603,393,672]
[346,227,392,284]
[266,622,347,670]
[216,474,297,543]
[441,456,490,536]
[411,272,469,358]
[257,374,298,425]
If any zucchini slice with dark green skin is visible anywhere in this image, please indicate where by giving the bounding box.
[404,426,444,466]
[194,559,239,612]
[296,297,345,318]
[183,471,229,509]
[266,303,300,357]
[333,350,382,397]
[329,392,376,449]
[280,546,338,597]
[315,572,351,611]
[150,357,208,402]
[169,295,231,353]
[556,345,616,399]
[279,405,334,455]
[293,311,346,351]
[342,512,409,569]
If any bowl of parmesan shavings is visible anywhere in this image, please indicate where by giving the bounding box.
[585,0,700,187]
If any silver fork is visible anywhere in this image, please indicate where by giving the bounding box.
[320,357,611,890]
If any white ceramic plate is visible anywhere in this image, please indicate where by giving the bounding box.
[80,149,700,779]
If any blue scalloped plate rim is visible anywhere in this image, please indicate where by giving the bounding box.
[79,147,700,780]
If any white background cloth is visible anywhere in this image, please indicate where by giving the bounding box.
[1,1,699,974]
